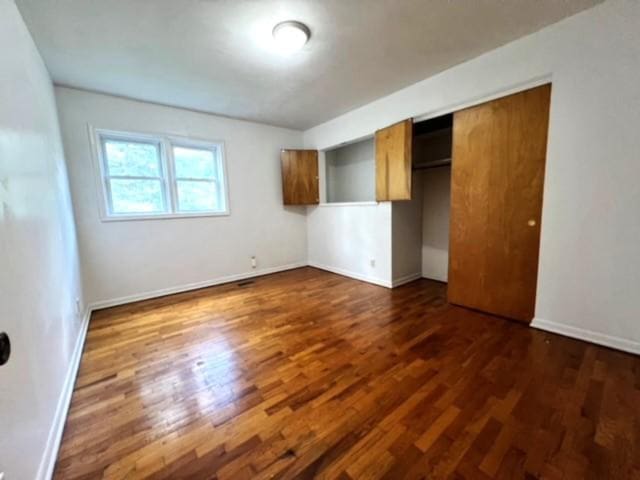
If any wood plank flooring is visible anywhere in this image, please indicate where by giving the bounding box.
[54,267,640,479]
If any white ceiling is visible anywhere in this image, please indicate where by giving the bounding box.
[17,0,602,130]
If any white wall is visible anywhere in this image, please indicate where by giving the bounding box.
[391,177,423,285]
[325,138,375,203]
[307,203,392,287]
[304,0,640,352]
[420,167,451,282]
[0,2,85,479]
[55,87,306,307]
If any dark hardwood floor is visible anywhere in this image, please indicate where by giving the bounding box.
[54,267,640,479]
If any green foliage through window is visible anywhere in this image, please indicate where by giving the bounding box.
[98,131,226,218]
[110,179,164,213]
[174,146,217,179]
[177,180,218,212]
[105,140,160,177]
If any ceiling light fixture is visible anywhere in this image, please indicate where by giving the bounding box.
[272,21,310,54]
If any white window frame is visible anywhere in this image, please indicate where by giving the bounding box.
[89,126,230,221]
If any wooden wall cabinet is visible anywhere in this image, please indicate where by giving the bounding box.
[280,149,319,205]
[375,119,413,201]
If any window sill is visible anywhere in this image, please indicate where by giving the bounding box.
[318,201,379,207]
[100,211,230,222]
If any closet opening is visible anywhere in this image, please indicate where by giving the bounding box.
[392,84,550,323]
[413,113,453,283]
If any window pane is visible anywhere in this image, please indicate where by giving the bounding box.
[176,180,221,212]
[173,146,216,179]
[109,179,165,214]
[104,140,160,177]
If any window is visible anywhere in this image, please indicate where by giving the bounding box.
[93,128,228,220]
[172,145,224,213]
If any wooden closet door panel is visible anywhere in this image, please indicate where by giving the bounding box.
[281,150,319,205]
[375,119,413,201]
[448,84,551,322]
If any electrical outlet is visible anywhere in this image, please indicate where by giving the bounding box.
[250,256,257,269]
[370,259,376,268]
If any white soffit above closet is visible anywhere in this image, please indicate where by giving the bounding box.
[16,0,602,130]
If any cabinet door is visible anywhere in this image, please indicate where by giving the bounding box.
[375,119,413,201]
[448,84,551,322]
[281,149,319,205]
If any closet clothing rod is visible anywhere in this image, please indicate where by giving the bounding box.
[412,159,451,171]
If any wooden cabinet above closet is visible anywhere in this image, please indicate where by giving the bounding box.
[375,119,413,201]
[280,149,319,205]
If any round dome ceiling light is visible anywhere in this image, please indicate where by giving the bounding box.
[272,21,310,54]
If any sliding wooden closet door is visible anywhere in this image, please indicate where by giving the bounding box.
[448,84,551,322]
[281,149,319,205]
[375,119,413,201]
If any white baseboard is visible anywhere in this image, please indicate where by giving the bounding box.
[391,272,423,288]
[89,262,308,310]
[308,262,392,288]
[531,318,640,356]
[421,274,448,283]
[36,307,91,480]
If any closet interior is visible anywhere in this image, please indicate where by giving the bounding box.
[412,113,453,283]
